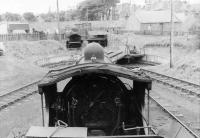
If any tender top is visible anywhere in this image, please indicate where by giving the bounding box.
[38,63,152,90]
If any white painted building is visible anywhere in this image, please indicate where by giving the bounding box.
[125,10,182,34]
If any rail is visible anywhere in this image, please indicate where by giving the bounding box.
[123,66,200,137]
[141,69,200,97]
[138,67,200,137]
[149,95,199,138]
[0,81,39,111]
[0,61,199,138]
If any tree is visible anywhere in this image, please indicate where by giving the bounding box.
[3,12,22,21]
[40,12,56,22]
[70,9,79,20]
[78,0,119,21]
[23,12,37,22]
[59,11,69,21]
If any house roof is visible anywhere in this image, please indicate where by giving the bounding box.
[135,10,181,23]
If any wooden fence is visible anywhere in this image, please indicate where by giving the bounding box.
[0,33,68,42]
[0,30,199,42]
[117,30,200,36]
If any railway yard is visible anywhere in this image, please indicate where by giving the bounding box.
[0,34,199,138]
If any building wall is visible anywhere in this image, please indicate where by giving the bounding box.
[140,23,161,32]
[140,22,182,34]
[0,23,8,34]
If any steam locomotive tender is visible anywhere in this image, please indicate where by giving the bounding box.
[66,33,83,49]
[26,43,163,138]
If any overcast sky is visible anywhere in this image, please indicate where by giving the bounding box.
[0,0,199,14]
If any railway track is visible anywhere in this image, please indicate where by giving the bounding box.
[124,64,200,97]
[123,64,200,137]
[141,69,200,97]
[148,94,199,138]
[0,81,39,111]
[0,62,199,137]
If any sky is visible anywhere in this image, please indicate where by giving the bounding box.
[0,0,199,14]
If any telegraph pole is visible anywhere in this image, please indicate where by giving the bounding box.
[56,0,60,34]
[170,0,174,68]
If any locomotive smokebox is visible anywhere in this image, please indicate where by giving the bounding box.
[83,42,104,62]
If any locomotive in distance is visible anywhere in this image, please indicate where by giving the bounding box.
[66,29,108,49]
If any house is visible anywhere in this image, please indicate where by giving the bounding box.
[0,22,30,34]
[125,10,182,34]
